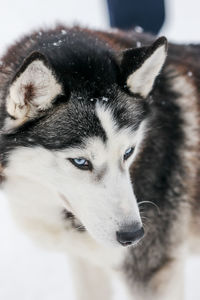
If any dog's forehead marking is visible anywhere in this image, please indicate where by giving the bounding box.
[58,103,141,177]
[95,103,136,146]
[95,104,117,140]
[94,104,135,167]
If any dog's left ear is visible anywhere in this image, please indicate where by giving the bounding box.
[5,51,63,127]
[120,37,168,98]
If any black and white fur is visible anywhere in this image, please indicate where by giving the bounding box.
[0,26,199,300]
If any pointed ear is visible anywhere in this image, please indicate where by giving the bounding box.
[120,37,168,98]
[5,52,63,127]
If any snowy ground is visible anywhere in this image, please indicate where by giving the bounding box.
[1,0,200,299]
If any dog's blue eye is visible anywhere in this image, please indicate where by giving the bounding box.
[69,158,92,171]
[74,158,86,165]
[124,147,134,161]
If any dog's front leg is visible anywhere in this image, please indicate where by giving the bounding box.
[69,256,112,300]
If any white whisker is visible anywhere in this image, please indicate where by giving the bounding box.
[138,200,161,214]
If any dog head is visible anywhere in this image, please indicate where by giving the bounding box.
[1,31,167,248]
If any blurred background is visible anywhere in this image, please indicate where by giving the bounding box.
[1,0,200,299]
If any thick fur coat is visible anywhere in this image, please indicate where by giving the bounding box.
[0,26,199,300]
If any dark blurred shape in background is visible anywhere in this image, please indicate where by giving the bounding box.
[106,0,165,34]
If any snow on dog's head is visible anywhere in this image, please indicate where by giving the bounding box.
[1,28,167,248]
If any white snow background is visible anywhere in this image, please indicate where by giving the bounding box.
[0,0,200,299]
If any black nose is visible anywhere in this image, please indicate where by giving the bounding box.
[116,225,144,246]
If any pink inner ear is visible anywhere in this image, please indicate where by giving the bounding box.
[24,83,36,104]
[5,58,63,128]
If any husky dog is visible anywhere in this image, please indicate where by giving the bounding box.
[0,25,199,300]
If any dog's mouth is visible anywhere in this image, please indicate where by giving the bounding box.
[62,209,85,232]
[59,193,85,232]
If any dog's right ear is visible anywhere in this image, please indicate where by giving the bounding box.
[5,52,63,129]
